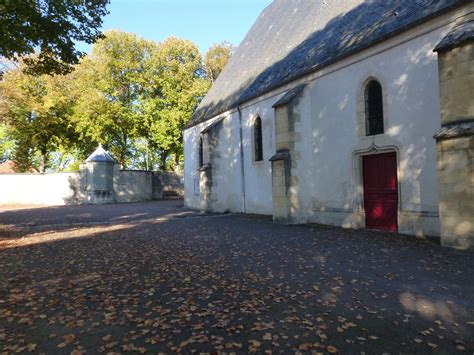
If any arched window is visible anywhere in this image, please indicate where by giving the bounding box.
[254,117,263,162]
[198,137,204,167]
[365,80,384,136]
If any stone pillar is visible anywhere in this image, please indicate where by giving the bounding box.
[434,17,474,249]
[198,118,223,213]
[270,150,291,222]
[198,164,212,212]
[270,85,305,224]
[84,144,117,204]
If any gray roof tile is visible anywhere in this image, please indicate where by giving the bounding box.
[86,144,116,163]
[434,18,474,52]
[186,0,469,129]
[272,84,306,108]
[434,120,474,139]
[201,117,225,134]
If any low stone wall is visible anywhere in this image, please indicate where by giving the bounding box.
[0,170,183,206]
[0,173,82,206]
[115,170,153,203]
[153,171,184,199]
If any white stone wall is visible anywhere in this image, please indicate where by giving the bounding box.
[0,173,83,206]
[0,170,182,206]
[184,112,244,213]
[183,12,467,237]
[299,25,444,236]
[115,170,154,203]
[240,100,276,215]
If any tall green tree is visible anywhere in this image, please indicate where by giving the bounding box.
[0,0,109,75]
[0,62,78,172]
[73,32,210,170]
[205,41,233,82]
[141,37,210,170]
[1,30,217,172]
[72,30,154,168]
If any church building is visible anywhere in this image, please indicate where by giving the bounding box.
[183,0,474,249]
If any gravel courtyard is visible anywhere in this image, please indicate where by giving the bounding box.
[0,200,473,354]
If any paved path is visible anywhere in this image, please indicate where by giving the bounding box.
[0,201,473,353]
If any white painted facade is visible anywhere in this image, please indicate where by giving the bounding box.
[183,8,471,237]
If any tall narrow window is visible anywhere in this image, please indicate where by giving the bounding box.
[254,117,263,162]
[198,137,204,167]
[365,80,384,136]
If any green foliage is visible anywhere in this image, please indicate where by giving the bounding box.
[0,64,78,172]
[0,124,15,159]
[0,0,109,75]
[73,32,210,170]
[72,31,155,168]
[0,29,228,172]
[142,37,210,169]
[205,41,233,82]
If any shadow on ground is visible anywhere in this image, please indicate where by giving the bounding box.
[0,201,473,353]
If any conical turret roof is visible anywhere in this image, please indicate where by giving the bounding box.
[86,144,116,163]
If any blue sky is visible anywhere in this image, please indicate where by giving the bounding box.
[79,0,272,54]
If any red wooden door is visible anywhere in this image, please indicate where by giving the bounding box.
[363,153,398,232]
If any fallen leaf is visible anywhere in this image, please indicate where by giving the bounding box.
[18,317,33,325]
[250,340,261,348]
[63,334,75,343]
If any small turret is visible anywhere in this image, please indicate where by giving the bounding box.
[84,144,117,204]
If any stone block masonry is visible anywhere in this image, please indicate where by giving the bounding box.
[434,14,474,249]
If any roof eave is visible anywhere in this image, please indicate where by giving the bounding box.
[184,0,470,130]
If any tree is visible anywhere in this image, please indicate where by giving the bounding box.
[1,30,215,172]
[0,123,15,159]
[73,32,210,170]
[141,37,210,170]
[0,62,78,172]
[72,30,153,168]
[205,41,233,82]
[0,0,109,75]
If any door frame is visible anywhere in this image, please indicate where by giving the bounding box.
[352,144,401,229]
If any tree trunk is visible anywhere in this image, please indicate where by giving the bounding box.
[120,133,128,169]
[39,149,48,174]
[159,150,169,171]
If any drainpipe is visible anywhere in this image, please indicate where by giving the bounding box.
[237,105,246,213]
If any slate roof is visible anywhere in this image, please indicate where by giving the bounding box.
[269,149,290,162]
[272,84,306,108]
[86,144,116,163]
[201,117,224,134]
[434,18,474,52]
[434,120,474,140]
[185,0,469,129]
